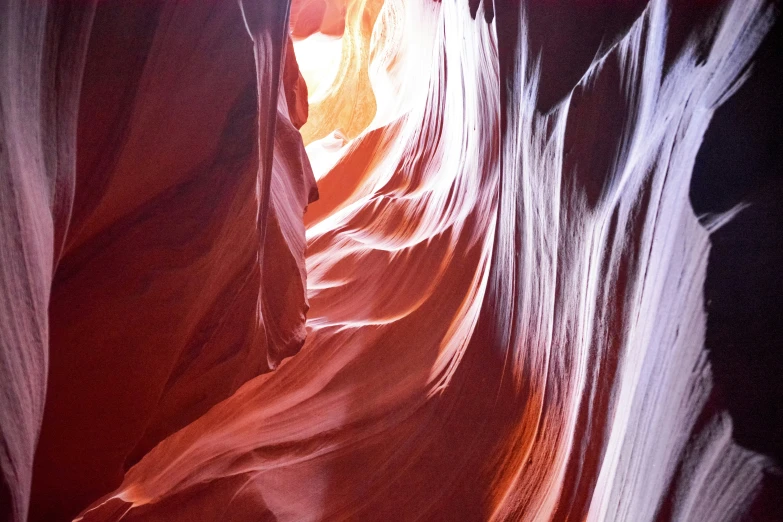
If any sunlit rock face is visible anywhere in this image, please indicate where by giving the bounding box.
[0,0,777,521]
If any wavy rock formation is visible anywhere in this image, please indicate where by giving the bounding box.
[0,0,778,521]
[1,1,315,520]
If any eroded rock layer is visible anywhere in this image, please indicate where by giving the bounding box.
[0,0,777,521]
[1,1,315,520]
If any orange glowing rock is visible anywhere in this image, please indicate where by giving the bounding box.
[0,0,777,521]
[74,1,774,521]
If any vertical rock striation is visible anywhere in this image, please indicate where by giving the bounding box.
[1,1,315,520]
[0,0,777,521]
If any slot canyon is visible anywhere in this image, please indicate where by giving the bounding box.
[1,0,781,521]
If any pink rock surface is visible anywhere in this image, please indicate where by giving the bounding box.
[1,1,315,520]
[0,1,777,521]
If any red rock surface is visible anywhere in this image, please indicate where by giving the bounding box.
[1,1,315,520]
[290,0,350,38]
[0,1,777,521]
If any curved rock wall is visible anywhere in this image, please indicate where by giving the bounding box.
[0,1,777,521]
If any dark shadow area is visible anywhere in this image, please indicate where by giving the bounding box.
[0,474,12,521]
[690,12,783,521]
